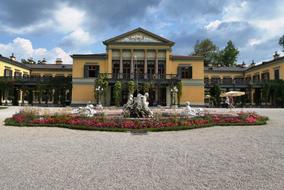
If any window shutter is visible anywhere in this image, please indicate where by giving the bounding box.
[95,65,100,78]
[189,66,192,79]
[84,65,89,78]
[177,67,182,79]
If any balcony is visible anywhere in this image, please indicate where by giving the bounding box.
[204,78,263,88]
[0,76,72,86]
[105,73,178,80]
[84,73,180,84]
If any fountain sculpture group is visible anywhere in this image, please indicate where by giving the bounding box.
[123,93,153,118]
[72,93,202,118]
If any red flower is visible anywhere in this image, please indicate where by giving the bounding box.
[245,115,257,123]
[12,114,25,123]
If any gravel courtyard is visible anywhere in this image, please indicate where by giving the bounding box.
[0,107,283,190]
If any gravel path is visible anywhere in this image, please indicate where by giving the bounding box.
[0,107,283,190]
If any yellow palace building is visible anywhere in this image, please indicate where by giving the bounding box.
[71,28,204,106]
[0,27,284,106]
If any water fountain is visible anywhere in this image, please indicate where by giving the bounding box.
[123,93,153,118]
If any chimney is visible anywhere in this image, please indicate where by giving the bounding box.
[55,58,62,64]
[242,61,246,68]
[10,53,16,61]
[273,51,280,59]
[250,60,255,67]
[42,58,47,64]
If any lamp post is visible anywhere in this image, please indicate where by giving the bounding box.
[96,85,103,106]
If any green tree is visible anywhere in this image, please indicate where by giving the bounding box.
[221,41,239,67]
[113,81,122,106]
[279,35,284,51]
[128,81,136,94]
[95,74,109,105]
[143,82,151,93]
[209,85,221,107]
[192,39,218,66]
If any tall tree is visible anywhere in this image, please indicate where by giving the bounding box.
[221,41,239,67]
[192,39,218,66]
[279,35,284,51]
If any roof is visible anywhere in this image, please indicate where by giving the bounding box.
[246,56,284,71]
[0,55,30,69]
[103,27,175,46]
[171,55,203,60]
[71,53,107,59]
[28,64,72,71]
[205,66,247,72]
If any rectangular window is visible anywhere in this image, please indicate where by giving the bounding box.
[14,72,22,78]
[88,66,99,77]
[112,60,120,79]
[147,60,155,77]
[4,69,12,77]
[158,61,165,75]
[84,65,100,78]
[223,77,233,84]
[274,69,280,80]
[261,72,270,81]
[123,60,131,79]
[211,77,220,84]
[245,76,251,81]
[179,66,192,79]
[253,74,260,82]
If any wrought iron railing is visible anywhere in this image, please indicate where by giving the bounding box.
[95,73,179,80]
[0,76,72,85]
[204,78,265,86]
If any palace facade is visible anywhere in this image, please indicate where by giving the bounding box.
[71,28,204,106]
[0,28,284,107]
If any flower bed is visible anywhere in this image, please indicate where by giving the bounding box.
[4,110,268,132]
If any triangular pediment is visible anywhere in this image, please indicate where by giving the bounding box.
[116,32,163,43]
[103,27,174,46]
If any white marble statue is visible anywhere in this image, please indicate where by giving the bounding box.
[181,101,204,117]
[72,103,97,117]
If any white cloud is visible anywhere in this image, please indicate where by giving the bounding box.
[0,2,95,50]
[61,28,95,47]
[53,3,86,33]
[52,3,95,49]
[253,18,284,38]
[205,20,221,31]
[248,38,262,47]
[0,37,72,64]
[0,20,53,35]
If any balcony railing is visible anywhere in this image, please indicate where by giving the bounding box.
[0,76,72,85]
[205,78,265,86]
[96,73,179,80]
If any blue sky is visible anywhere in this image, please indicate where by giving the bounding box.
[0,0,283,64]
